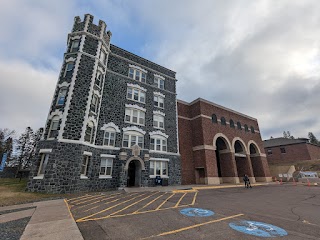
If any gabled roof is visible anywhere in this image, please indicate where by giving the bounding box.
[263,137,309,148]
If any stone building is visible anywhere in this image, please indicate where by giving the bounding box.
[264,137,320,164]
[177,98,271,185]
[27,14,181,193]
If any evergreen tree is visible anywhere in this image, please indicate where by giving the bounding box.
[308,132,319,145]
[0,128,15,163]
[16,127,34,170]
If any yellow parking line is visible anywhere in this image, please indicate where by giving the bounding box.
[64,199,75,221]
[76,193,149,222]
[142,213,244,238]
[73,194,107,206]
[193,184,264,190]
[155,193,175,210]
[67,194,91,202]
[191,191,198,205]
[75,193,122,209]
[70,194,102,204]
[108,192,159,217]
[133,192,166,213]
[174,193,187,207]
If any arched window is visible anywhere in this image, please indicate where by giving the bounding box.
[221,117,226,126]
[212,114,217,123]
[122,131,144,148]
[244,124,249,132]
[48,116,59,139]
[84,121,94,143]
[56,87,68,106]
[229,119,235,128]
[250,126,255,133]
[237,122,242,130]
[103,127,116,147]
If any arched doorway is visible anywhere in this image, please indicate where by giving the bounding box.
[249,143,264,181]
[216,137,229,178]
[127,160,142,187]
[234,140,249,181]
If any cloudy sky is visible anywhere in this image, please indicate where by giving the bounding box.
[1,0,320,140]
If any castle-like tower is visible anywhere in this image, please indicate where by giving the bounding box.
[27,14,181,193]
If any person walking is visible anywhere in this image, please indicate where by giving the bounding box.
[243,174,252,188]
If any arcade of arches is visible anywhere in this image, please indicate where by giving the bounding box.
[194,134,271,185]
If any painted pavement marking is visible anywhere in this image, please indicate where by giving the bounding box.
[155,193,175,210]
[75,192,122,210]
[133,192,166,213]
[142,213,244,239]
[180,208,214,217]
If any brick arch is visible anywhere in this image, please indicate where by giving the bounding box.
[124,156,145,171]
[232,137,248,154]
[247,140,261,154]
[212,133,231,150]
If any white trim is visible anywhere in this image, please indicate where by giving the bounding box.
[99,21,106,39]
[58,82,70,88]
[65,57,76,63]
[127,83,147,92]
[125,104,146,112]
[33,175,44,180]
[153,110,165,116]
[149,158,169,162]
[48,110,63,120]
[79,35,86,53]
[154,74,165,80]
[192,145,215,151]
[100,154,116,158]
[99,175,112,179]
[149,131,168,139]
[100,122,120,132]
[71,35,81,40]
[122,126,146,135]
[39,149,52,153]
[83,14,90,32]
[80,176,89,179]
[149,175,169,179]
[58,138,120,149]
[154,92,165,98]
[129,64,147,73]
[97,66,105,74]
[83,151,92,156]
[149,150,180,155]
[175,100,180,154]
[93,89,102,98]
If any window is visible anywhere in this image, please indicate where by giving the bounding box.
[154,76,164,89]
[56,88,68,106]
[250,126,255,133]
[128,67,146,83]
[212,114,217,123]
[153,115,164,129]
[122,133,144,148]
[125,108,145,125]
[230,119,235,128]
[221,117,226,126]
[64,62,74,77]
[280,147,286,154]
[150,161,168,177]
[99,158,113,176]
[37,154,49,176]
[100,51,107,65]
[244,124,249,132]
[48,116,59,139]
[70,40,80,52]
[154,95,164,108]
[90,95,99,113]
[150,137,167,152]
[267,149,272,155]
[84,121,94,143]
[237,122,242,130]
[95,71,103,88]
[127,87,146,103]
[103,131,116,146]
[81,155,90,177]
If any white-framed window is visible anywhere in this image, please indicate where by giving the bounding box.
[127,87,146,103]
[153,114,164,129]
[154,95,164,108]
[95,71,103,88]
[122,132,144,148]
[100,51,107,65]
[70,40,80,52]
[64,62,74,77]
[99,158,113,177]
[90,95,99,113]
[125,108,145,126]
[150,136,167,152]
[154,76,165,89]
[56,88,68,106]
[103,131,116,146]
[81,155,90,177]
[37,153,49,176]
[128,68,147,83]
[150,160,168,177]
[84,121,94,143]
[48,116,59,139]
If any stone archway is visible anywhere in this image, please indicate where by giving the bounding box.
[233,139,254,183]
[125,157,145,187]
[249,142,268,182]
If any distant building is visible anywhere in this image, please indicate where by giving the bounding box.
[177,98,271,185]
[264,137,320,164]
[27,14,180,193]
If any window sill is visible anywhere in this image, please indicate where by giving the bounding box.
[153,127,165,130]
[99,175,112,179]
[80,176,89,179]
[126,98,146,105]
[149,150,168,153]
[149,175,169,179]
[33,175,44,179]
[124,121,145,127]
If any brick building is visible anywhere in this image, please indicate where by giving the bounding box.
[178,98,271,185]
[27,14,181,193]
[264,138,320,164]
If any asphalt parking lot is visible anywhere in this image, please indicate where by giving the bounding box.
[67,184,320,239]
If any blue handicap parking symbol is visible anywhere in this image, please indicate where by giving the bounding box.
[229,220,288,238]
[180,208,214,217]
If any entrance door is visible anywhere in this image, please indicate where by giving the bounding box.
[127,160,141,187]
